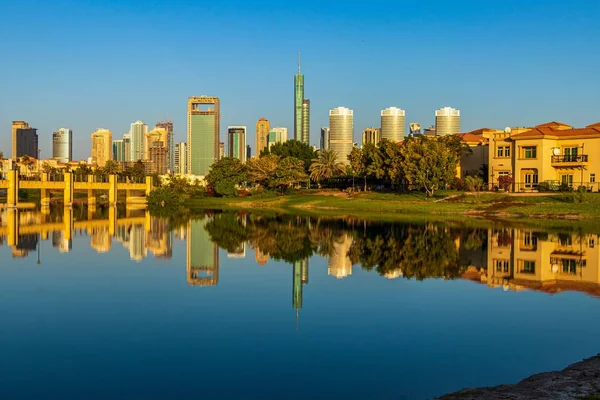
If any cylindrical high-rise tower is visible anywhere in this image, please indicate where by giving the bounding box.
[380,107,406,141]
[435,107,460,136]
[52,128,72,163]
[329,107,353,165]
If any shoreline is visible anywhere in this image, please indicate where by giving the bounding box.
[437,355,600,399]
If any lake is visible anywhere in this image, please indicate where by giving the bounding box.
[1,206,599,399]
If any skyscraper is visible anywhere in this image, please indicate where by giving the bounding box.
[129,120,148,162]
[435,107,461,136]
[301,99,310,144]
[52,128,72,163]
[155,120,174,172]
[12,121,38,160]
[329,107,353,165]
[268,127,288,150]
[219,142,225,160]
[294,53,304,142]
[381,107,406,141]
[148,141,168,175]
[255,117,270,157]
[320,127,330,151]
[144,127,168,161]
[90,128,112,167]
[112,139,126,161]
[174,142,187,174]
[227,126,247,162]
[123,133,132,161]
[362,128,381,146]
[187,96,220,176]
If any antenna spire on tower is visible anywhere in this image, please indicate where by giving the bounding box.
[298,52,301,74]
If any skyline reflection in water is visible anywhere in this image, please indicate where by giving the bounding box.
[1,207,600,399]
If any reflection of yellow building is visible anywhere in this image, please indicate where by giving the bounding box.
[146,218,172,259]
[328,234,353,279]
[90,226,111,253]
[484,228,600,296]
[254,247,269,266]
[186,219,219,286]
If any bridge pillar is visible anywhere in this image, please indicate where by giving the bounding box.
[7,169,19,208]
[40,173,50,207]
[145,210,151,232]
[7,208,18,247]
[63,207,73,241]
[145,176,153,196]
[109,206,116,237]
[87,175,96,206]
[109,174,118,205]
[64,172,74,207]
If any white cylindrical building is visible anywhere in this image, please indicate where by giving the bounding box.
[329,107,353,165]
[52,128,72,163]
[435,107,460,136]
[380,107,406,141]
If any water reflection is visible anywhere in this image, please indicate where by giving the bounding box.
[2,208,600,298]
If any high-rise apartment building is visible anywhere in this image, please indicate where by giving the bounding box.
[227,126,247,163]
[301,99,310,144]
[112,139,126,162]
[148,141,168,175]
[90,128,112,167]
[144,127,168,161]
[155,120,174,172]
[129,120,148,162]
[362,128,381,147]
[381,107,406,141]
[187,96,220,176]
[52,128,72,163]
[174,142,187,174]
[255,117,271,157]
[12,121,38,160]
[320,127,330,151]
[246,145,251,161]
[329,107,354,165]
[435,107,461,136]
[294,54,304,142]
[219,142,225,160]
[123,133,132,161]
[267,127,288,150]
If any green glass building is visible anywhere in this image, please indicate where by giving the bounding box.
[227,126,247,163]
[187,96,220,176]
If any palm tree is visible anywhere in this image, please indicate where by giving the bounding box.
[102,160,120,175]
[0,151,4,160]
[309,150,346,187]
[20,155,36,176]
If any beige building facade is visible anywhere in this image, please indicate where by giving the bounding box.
[90,128,112,167]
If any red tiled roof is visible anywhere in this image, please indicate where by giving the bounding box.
[457,133,489,144]
[510,126,600,139]
[586,122,600,128]
[535,121,572,129]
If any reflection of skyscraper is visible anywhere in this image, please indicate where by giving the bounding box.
[186,218,219,286]
[328,234,353,279]
[90,226,111,253]
[255,247,269,266]
[293,258,309,325]
[12,233,38,258]
[129,224,147,261]
[146,218,172,259]
[52,230,72,253]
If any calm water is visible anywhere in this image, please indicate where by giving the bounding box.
[1,207,600,399]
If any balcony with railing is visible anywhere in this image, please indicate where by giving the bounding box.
[551,154,588,165]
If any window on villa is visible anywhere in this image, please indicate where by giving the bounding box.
[522,146,537,159]
[561,259,577,275]
[589,238,595,248]
[523,232,538,248]
[563,147,578,162]
[590,174,596,183]
[561,174,574,187]
[524,171,538,188]
[520,260,536,274]
[495,260,510,273]
[497,146,511,158]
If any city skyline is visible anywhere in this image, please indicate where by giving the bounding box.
[2,1,599,160]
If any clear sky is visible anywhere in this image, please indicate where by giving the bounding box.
[1,0,599,160]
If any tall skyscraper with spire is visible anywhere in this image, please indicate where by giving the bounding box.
[294,53,306,143]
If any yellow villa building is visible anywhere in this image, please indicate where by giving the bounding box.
[488,121,600,191]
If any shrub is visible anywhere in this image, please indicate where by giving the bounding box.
[497,175,514,191]
[464,176,484,192]
[147,187,185,208]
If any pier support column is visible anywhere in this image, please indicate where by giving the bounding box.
[7,208,18,247]
[109,174,118,206]
[87,175,96,206]
[145,210,151,232]
[64,172,74,207]
[145,176,153,197]
[40,173,50,207]
[7,169,19,208]
[63,207,73,241]
[109,206,117,237]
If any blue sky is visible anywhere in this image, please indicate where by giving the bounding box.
[1,0,599,160]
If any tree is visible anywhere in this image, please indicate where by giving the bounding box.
[348,147,367,191]
[103,160,120,175]
[246,154,279,188]
[76,162,93,176]
[0,151,4,160]
[271,157,308,193]
[20,155,35,174]
[261,140,316,172]
[309,149,346,186]
[41,162,56,174]
[205,157,248,197]
[379,140,404,190]
[399,136,461,197]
